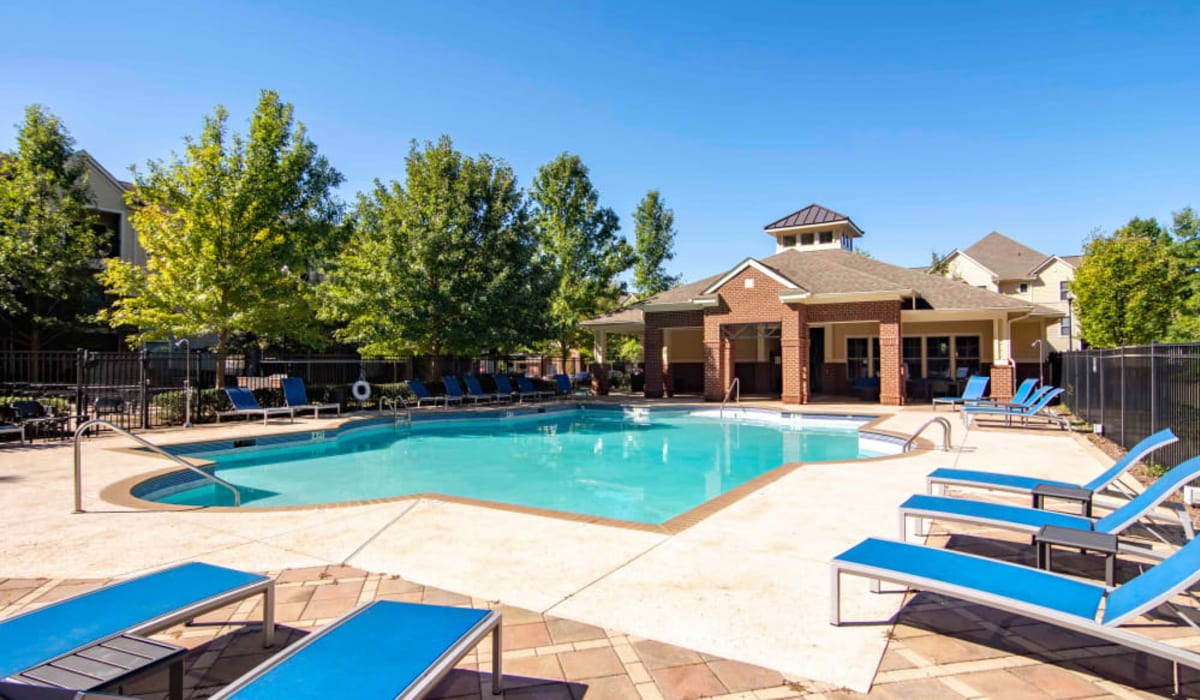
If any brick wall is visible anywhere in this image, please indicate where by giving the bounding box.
[701,267,792,400]
[643,310,704,398]
[989,363,1015,403]
[809,300,906,405]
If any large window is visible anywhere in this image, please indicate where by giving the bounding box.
[846,337,881,379]
[902,337,923,379]
[925,337,951,378]
[954,335,981,376]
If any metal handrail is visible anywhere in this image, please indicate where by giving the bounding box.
[719,378,741,420]
[902,416,953,452]
[379,395,408,414]
[73,418,241,512]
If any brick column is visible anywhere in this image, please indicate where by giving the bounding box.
[879,301,905,406]
[703,314,729,401]
[989,363,1015,403]
[643,323,664,398]
[781,305,809,405]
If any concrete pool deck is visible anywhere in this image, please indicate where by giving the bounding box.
[0,400,1193,697]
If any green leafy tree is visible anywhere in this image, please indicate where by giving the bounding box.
[531,153,634,364]
[101,91,345,385]
[928,250,951,275]
[1072,219,1183,347]
[319,136,549,375]
[1167,207,1200,340]
[632,190,679,295]
[0,105,102,351]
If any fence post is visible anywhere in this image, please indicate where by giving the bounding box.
[139,348,150,430]
[1150,341,1157,434]
[75,348,86,422]
[1099,352,1105,433]
[1119,345,1126,447]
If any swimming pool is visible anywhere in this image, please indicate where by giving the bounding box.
[135,407,897,524]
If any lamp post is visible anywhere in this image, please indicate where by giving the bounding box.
[1032,339,1044,388]
[175,338,192,428]
[1066,291,1075,352]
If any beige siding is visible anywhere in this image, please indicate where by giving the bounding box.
[1011,320,1046,362]
[86,161,144,266]
[1032,259,1078,352]
[664,328,704,362]
[944,255,996,291]
[829,322,877,361]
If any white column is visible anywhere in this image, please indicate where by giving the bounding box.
[593,330,608,365]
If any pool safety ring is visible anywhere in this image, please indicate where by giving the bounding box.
[351,380,371,401]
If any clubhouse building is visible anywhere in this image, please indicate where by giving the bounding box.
[583,205,1062,405]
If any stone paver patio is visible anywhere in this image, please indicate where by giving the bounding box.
[1,400,1197,698]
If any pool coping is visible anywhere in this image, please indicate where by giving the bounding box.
[98,403,931,535]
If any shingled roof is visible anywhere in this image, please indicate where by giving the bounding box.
[961,232,1049,280]
[764,204,859,232]
[636,249,1055,313]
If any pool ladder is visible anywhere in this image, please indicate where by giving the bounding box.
[719,378,741,420]
[379,396,412,430]
[902,417,952,452]
[72,419,241,512]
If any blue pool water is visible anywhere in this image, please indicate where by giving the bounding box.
[143,409,880,524]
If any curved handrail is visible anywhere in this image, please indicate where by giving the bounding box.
[73,418,241,512]
[902,417,952,452]
[719,378,741,420]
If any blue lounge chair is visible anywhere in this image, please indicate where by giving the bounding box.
[281,378,341,419]
[554,374,574,398]
[406,379,461,408]
[964,377,1039,409]
[831,535,1200,696]
[463,375,502,403]
[209,600,501,699]
[492,375,531,402]
[925,428,1179,509]
[931,375,989,411]
[0,562,274,695]
[218,388,295,425]
[961,386,1068,429]
[900,453,1200,544]
[516,376,554,401]
[443,376,487,405]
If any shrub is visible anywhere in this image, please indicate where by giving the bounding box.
[0,395,71,414]
[151,388,230,423]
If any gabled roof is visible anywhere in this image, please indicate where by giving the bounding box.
[764,203,863,236]
[961,232,1047,280]
[640,249,1051,313]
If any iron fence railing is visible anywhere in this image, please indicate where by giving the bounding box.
[0,349,611,431]
[1060,343,1200,468]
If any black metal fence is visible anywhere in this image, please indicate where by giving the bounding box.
[0,349,599,431]
[1060,343,1200,468]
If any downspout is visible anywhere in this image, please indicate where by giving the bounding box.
[1003,309,1035,389]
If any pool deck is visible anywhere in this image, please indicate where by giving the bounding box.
[1,399,1195,698]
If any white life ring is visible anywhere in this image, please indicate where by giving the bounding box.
[351,380,371,401]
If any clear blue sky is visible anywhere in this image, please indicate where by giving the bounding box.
[2,1,1197,282]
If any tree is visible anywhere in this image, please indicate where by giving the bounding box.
[1072,219,1182,347]
[319,136,549,375]
[928,250,951,275]
[530,153,634,364]
[632,190,679,296]
[1167,206,1200,340]
[100,91,345,385]
[0,105,102,351]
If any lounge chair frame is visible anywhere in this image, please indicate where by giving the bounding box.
[281,378,341,419]
[209,601,501,699]
[931,375,989,411]
[831,537,1200,695]
[217,388,295,425]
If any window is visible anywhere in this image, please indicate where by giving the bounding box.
[925,337,951,378]
[847,338,880,379]
[1060,317,1071,335]
[800,233,815,246]
[782,235,796,247]
[1018,282,1028,294]
[954,335,981,376]
[902,337,923,379]
[92,211,121,258]
[1060,280,1070,301]
[818,231,834,245]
